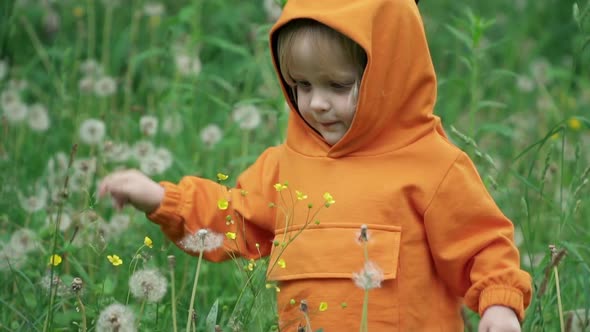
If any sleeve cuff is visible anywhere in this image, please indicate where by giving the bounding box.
[479,286,525,321]
[146,181,183,225]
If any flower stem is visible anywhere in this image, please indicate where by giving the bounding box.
[186,250,204,332]
[169,259,178,332]
[76,293,87,332]
[554,266,565,332]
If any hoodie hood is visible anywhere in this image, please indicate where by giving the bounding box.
[270,0,443,157]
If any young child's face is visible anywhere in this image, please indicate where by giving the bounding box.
[288,35,359,146]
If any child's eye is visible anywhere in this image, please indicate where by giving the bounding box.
[330,82,353,91]
[294,80,311,91]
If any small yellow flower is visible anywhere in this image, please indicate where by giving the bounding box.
[226,232,237,240]
[323,192,336,206]
[107,255,123,266]
[273,183,288,191]
[567,117,582,131]
[217,198,229,210]
[149,16,161,28]
[72,6,84,18]
[265,283,280,292]
[278,258,286,269]
[296,190,308,201]
[319,302,328,312]
[217,172,229,181]
[49,254,62,266]
[144,236,153,248]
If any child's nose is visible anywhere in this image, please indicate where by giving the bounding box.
[310,90,330,112]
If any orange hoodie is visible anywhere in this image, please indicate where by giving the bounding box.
[148,0,532,330]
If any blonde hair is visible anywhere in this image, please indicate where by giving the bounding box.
[276,19,367,106]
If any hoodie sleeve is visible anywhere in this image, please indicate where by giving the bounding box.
[423,152,532,320]
[147,146,280,262]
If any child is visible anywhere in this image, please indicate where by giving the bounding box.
[99,0,532,330]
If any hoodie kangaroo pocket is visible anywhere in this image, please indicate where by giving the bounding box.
[267,223,401,281]
[267,223,402,331]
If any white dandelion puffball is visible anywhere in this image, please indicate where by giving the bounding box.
[2,101,28,124]
[179,229,224,253]
[232,104,261,130]
[129,268,168,303]
[139,115,158,137]
[94,75,117,97]
[79,118,106,145]
[199,124,223,148]
[28,103,51,132]
[96,303,136,332]
[143,2,165,16]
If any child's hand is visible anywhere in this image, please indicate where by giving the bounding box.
[98,169,165,213]
[478,305,521,332]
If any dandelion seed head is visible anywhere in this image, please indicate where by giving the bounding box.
[129,268,168,303]
[180,229,224,253]
[2,101,28,124]
[199,124,223,148]
[18,187,48,213]
[78,77,95,93]
[133,140,155,160]
[93,76,117,97]
[139,115,158,137]
[43,9,61,37]
[28,103,51,132]
[80,59,102,76]
[109,213,131,233]
[73,157,97,176]
[102,141,131,162]
[352,261,384,290]
[39,273,69,297]
[79,118,106,145]
[45,211,73,232]
[1,89,20,109]
[96,303,136,332]
[0,242,27,270]
[139,154,168,176]
[162,113,183,136]
[232,104,261,130]
[143,2,165,16]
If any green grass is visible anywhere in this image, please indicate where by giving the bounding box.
[0,0,589,331]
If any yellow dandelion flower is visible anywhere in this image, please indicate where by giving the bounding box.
[278,258,286,269]
[226,232,236,240]
[107,255,123,266]
[217,198,229,210]
[296,190,308,201]
[319,302,328,312]
[568,117,582,131]
[323,192,335,206]
[49,254,62,266]
[144,236,153,248]
[217,173,229,181]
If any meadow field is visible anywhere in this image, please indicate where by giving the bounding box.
[0,0,589,331]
